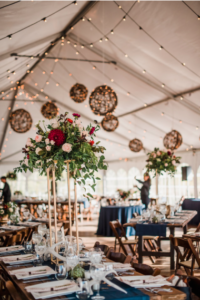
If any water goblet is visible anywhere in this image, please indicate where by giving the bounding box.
[76,279,90,300]
[24,240,32,253]
[23,208,30,220]
[90,264,105,300]
[37,207,43,218]
[35,239,46,265]
[55,262,68,280]
[38,224,47,237]
[66,255,79,278]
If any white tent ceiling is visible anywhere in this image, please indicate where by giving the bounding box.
[0,0,200,166]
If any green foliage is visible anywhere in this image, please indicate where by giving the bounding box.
[14,112,107,200]
[69,264,85,279]
[0,202,17,218]
[145,148,181,177]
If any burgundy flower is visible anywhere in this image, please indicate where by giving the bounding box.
[167,151,171,156]
[48,129,65,146]
[27,154,29,159]
[89,127,95,135]
[89,140,94,146]
[3,205,8,209]
[73,113,80,118]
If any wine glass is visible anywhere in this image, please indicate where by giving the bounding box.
[66,255,79,278]
[35,239,46,265]
[37,207,43,218]
[76,279,90,299]
[55,263,68,280]
[38,224,47,236]
[23,208,30,220]
[89,249,102,265]
[90,264,105,300]
[32,232,42,247]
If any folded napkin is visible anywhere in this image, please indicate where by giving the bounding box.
[27,282,76,293]
[2,254,35,262]
[13,269,47,277]
[0,246,23,253]
[121,275,168,286]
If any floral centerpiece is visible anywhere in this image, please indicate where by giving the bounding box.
[146,147,181,176]
[117,189,131,200]
[14,112,107,199]
[0,202,17,222]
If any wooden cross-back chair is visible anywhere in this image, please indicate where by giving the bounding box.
[0,270,22,300]
[170,235,200,275]
[131,262,161,276]
[94,242,110,256]
[109,220,137,256]
[106,250,132,264]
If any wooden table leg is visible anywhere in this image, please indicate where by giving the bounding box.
[138,235,143,263]
[183,224,188,234]
[170,227,175,270]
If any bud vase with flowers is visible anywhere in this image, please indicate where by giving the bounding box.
[0,202,17,223]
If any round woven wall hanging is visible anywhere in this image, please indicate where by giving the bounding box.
[101,114,119,132]
[41,102,58,119]
[89,85,118,116]
[70,83,88,103]
[163,129,182,150]
[129,138,143,152]
[9,109,32,133]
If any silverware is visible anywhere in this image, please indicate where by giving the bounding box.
[7,263,33,268]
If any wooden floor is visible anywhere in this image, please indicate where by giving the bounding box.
[72,217,200,277]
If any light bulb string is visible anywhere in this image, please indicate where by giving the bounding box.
[182,1,200,18]
[0,1,21,10]
[0,1,75,41]
[114,1,200,79]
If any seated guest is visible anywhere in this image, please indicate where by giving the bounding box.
[0,176,11,203]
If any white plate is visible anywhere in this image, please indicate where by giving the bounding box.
[26,279,81,299]
[0,245,24,254]
[115,275,172,288]
[1,254,36,264]
[9,265,56,280]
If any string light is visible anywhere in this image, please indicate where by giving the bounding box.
[8,34,12,39]
[179,120,182,123]
[99,38,102,43]
[50,71,53,75]
[142,70,146,73]
[143,130,146,133]
[196,126,199,130]
[161,83,165,88]
[123,16,126,21]
[61,42,64,46]
[127,92,130,96]
[159,46,163,50]
[76,51,79,55]
[88,17,92,21]
[81,45,84,48]
[118,5,122,8]
[7,76,10,80]
[125,54,128,58]
[90,43,93,47]
[144,103,147,107]
[111,30,114,34]
[7,69,10,73]
[31,56,33,59]
[31,70,34,73]
[180,96,183,100]
[27,70,30,73]
[110,79,114,82]
[2,118,4,121]
[161,112,164,116]
[105,37,108,41]
[54,58,58,62]
[46,81,49,85]
[56,83,59,86]
[67,40,70,44]
[74,43,77,47]
[81,17,85,21]
[24,102,27,105]
[182,62,186,66]
[41,89,44,92]
[42,17,47,22]
[42,71,45,74]
[74,1,77,5]
[198,16,200,20]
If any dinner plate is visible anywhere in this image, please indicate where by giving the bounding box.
[115,275,172,288]
[26,279,81,299]
[9,265,57,280]
[0,253,36,264]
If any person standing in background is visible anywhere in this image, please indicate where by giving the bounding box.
[134,173,151,210]
[0,176,11,203]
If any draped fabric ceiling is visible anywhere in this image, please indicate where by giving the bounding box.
[0,0,200,165]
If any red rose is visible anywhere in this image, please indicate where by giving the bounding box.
[89,140,94,146]
[173,155,176,158]
[3,205,8,209]
[48,129,65,146]
[27,154,29,159]
[67,118,73,124]
[89,127,95,135]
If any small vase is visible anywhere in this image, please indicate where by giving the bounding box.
[1,214,9,223]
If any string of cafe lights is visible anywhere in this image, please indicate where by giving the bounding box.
[114,1,200,79]
[0,1,76,41]
[0,1,20,10]
[182,1,200,20]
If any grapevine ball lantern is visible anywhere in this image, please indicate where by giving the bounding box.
[89,85,118,116]
[163,130,182,150]
[70,83,88,103]
[129,138,143,152]
[41,101,58,119]
[9,109,32,133]
[101,114,119,132]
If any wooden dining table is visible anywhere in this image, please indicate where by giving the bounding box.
[0,255,188,300]
[125,210,197,270]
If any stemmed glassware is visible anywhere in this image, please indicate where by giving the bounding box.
[35,239,46,265]
[38,224,47,237]
[23,208,30,220]
[37,207,43,218]
[90,264,105,300]
[89,248,102,265]
[32,232,42,253]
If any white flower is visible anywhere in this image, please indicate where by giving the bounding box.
[47,159,52,163]
[50,140,55,145]
[0,210,4,215]
[9,208,13,213]
[62,143,72,153]
[72,133,74,135]
[46,146,51,151]
[26,147,29,151]
[149,162,152,165]
[157,151,161,156]
[24,158,29,166]
[45,138,50,144]
[78,125,83,131]
[75,120,81,126]
[157,158,161,162]
[26,138,33,147]
[165,163,168,167]
[172,160,176,165]
[81,130,88,136]
[36,147,42,155]
[52,122,60,129]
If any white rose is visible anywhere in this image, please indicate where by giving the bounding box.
[52,122,60,128]
[157,158,161,162]
[26,147,29,151]
[50,140,55,145]
[62,143,72,153]
[9,208,13,213]
[26,138,32,147]
[36,147,42,155]
[35,135,42,143]
[149,162,152,165]
[45,138,50,144]
[172,160,176,165]
[75,120,81,126]
[78,125,83,131]
[24,158,29,166]
[46,146,51,151]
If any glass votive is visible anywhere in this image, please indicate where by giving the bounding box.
[55,263,67,280]
[24,241,32,253]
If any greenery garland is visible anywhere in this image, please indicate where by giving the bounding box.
[6,171,17,180]
[14,112,107,200]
